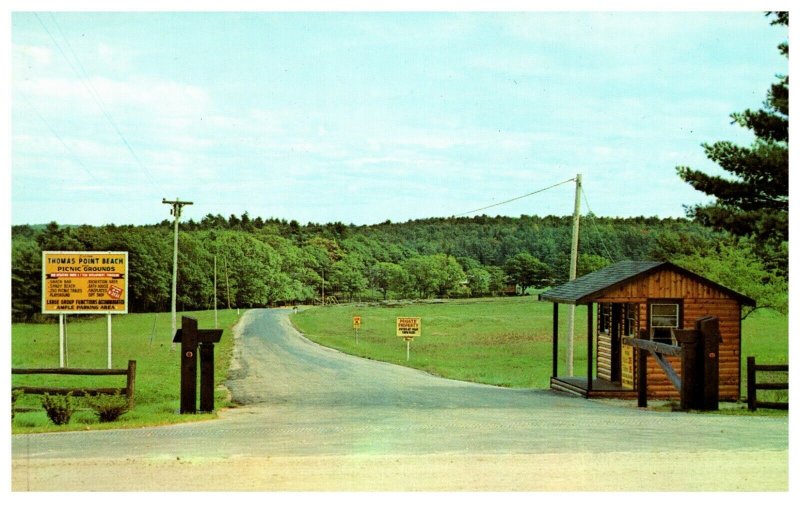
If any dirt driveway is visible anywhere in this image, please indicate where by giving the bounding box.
[11,308,788,491]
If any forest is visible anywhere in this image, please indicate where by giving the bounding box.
[10,212,787,322]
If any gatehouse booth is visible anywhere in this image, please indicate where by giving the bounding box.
[539,261,755,401]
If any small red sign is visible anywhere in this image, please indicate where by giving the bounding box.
[107,285,123,299]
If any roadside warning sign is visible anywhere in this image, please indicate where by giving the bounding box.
[42,251,128,314]
[353,316,362,329]
[396,317,421,337]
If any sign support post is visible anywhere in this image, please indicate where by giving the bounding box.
[59,314,65,368]
[107,313,112,369]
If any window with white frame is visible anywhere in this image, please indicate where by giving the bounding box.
[650,303,680,343]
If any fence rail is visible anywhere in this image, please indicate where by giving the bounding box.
[746,356,788,411]
[12,360,136,408]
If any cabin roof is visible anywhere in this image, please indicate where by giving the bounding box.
[538,260,756,306]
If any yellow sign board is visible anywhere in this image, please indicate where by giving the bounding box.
[42,251,128,314]
[353,316,362,329]
[621,343,634,389]
[396,317,421,337]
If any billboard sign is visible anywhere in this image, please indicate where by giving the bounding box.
[42,251,128,314]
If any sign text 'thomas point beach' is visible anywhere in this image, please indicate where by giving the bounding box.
[42,251,128,314]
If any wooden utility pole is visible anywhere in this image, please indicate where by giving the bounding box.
[213,255,218,328]
[567,174,582,376]
[163,198,193,347]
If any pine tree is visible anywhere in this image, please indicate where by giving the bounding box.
[676,12,788,273]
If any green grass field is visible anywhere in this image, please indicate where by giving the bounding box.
[12,297,787,432]
[291,297,789,396]
[12,309,241,433]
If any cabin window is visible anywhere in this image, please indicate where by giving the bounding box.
[599,303,612,335]
[623,304,638,336]
[650,303,680,343]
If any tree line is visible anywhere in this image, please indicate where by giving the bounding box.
[11,212,786,322]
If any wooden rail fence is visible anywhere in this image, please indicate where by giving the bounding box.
[12,360,137,409]
[747,356,788,411]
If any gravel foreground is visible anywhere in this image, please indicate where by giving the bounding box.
[12,450,788,491]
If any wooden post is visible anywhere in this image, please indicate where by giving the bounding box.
[552,303,559,378]
[126,360,137,409]
[199,342,215,412]
[586,302,593,395]
[747,356,756,411]
[179,316,199,414]
[637,348,648,408]
[59,314,65,368]
[698,316,721,411]
[676,330,700,410]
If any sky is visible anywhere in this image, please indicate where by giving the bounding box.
[6,5,790,227]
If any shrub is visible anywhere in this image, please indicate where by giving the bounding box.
[41,392,75,425]
[85,391,130,423]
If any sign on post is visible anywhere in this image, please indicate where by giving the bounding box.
[396,317,421,361]
[42,251,128,369]
[353,316,362,345]
[42,251,128,314]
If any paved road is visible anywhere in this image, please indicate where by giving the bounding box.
[11,308,789,491]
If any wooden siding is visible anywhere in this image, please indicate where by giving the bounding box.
[597,333,612,381]
[593,268,736,302]
[590,268,742,401]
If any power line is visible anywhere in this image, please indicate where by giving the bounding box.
[18,90,100,181]
[580,186,618,263]
[455,177,576,217]
[34,13,158,186]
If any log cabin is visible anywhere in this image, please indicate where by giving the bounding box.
[539,260,755,400]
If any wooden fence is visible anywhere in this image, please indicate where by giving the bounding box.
[746,356,788,411]
[12,360,137,409]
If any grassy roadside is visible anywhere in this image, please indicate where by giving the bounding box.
[291,297,788,401]
[11,309,242,434]
[291,296,592,388]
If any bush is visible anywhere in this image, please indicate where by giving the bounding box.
[12,390,23,422]
[85,391,130,423]
[41,392,75,425]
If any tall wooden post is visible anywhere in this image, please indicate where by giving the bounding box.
[586,302,593,394]
[552,303,559,379]
[698,316,722,411]
[199,342,216,412]
[179,316,199,414]
[675,329,700,410]
[637,348,648,408]
[567,174,582,376]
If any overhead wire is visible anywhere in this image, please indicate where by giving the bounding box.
[34,13,158,186]
[18,90,100,181]
[580,186,618,263]
[454,177,576,217]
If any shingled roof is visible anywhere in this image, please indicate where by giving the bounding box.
[538,260,756,306]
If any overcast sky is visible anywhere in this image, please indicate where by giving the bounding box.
[7,7,789,226]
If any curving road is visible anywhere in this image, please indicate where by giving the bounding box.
[11,309,789,491]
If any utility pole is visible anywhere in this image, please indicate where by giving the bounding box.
[163,198,193,348]
[213,255,218,328]
[567,174,582,376]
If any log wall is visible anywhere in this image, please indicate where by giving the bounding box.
[592,268,742,401]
